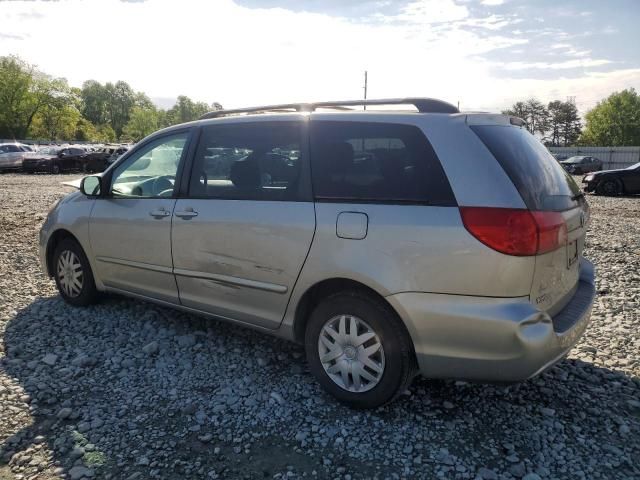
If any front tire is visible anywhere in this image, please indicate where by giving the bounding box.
[597,178,622,196]
[53,239,98,306]
[305,291,416,408]
[50,163,60,174]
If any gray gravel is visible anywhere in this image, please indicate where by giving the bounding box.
[0,172,639,479]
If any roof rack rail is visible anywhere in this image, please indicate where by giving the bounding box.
[199,97,459,120]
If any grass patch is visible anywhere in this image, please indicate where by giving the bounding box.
[84,451,106,468]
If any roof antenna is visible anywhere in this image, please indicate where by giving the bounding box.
[363,70,368,111]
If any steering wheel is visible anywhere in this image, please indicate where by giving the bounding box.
[152,176,175,197]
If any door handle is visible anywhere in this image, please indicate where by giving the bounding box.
[175,209,198,219]
[149,208,171,218]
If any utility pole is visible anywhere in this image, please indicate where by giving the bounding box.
[363,70,368,110]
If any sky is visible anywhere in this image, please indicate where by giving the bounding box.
[1,0,639,113]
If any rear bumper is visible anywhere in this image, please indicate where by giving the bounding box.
[386,258,596,382]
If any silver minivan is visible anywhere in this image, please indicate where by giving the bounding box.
[39,98,596,408]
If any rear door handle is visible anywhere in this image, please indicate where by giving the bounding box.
[149,208,171,218]
[175,209,198,219]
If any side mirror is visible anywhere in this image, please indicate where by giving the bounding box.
[81,176,102,197]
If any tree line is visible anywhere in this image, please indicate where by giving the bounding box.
[502,88,640,147]
[0,55,222,143]
[2,54,639,146]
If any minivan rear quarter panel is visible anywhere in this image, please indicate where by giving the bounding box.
[291,202,536,302]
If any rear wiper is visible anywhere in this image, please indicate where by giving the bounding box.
[571,192,585,201]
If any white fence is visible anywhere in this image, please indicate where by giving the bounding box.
[549,146,640,170]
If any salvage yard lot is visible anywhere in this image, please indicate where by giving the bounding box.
[0,173,638,480]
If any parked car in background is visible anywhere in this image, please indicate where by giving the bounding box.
[551,153,568,161]
[106,146,129,167]
[582,162,640,196]
[84,145,130,173]
[0,143,31,171]
[559,156,602,174]
[39,98,595,408]
[23,146,87,174]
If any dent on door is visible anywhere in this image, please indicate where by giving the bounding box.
[171,200,316,329]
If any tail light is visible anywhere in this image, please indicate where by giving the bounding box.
[460,207,567,256]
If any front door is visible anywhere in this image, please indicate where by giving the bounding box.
[89,131,191,303]
[171,121,315,329]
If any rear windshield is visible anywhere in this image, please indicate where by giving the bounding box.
[471,125,581,211]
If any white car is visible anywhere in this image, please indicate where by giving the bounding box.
[0,143,32,171]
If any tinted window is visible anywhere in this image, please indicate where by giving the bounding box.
[310,121,455,205]
[189,122,304,201]
[471,125,581,211]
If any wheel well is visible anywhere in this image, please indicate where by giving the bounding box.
[45,229,78,277]
[598,176,623,192]
[292,278,416,359]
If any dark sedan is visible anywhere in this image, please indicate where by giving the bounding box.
[83,146,129,173]
[560,156,603,174]
[23,147,87,174]
[582,162,640,196]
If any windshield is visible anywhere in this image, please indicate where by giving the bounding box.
[471,125,582,211]
[564,156,584,163]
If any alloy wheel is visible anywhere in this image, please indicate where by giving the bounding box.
[57,250,84,298]
[318,314,385,393]
[602,180,619,195]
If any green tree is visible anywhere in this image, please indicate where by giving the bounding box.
[122,106,159,142]
[546,100,581,147]
[95,124,117,143]
[80,80,108,125]
[579,89,640,146]
[0,55,69,139]
[164,95,210,126]
[74,117,99,142]
[104,81,136,137]
[29,104,81,141]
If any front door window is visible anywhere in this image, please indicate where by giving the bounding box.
[111,133,188,198]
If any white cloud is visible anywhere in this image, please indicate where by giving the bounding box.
[476,68,640,113]
[0,0,636,113]
[481,0,506,6]
[500,58,612,70]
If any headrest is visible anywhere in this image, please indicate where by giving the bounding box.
[230,158,260,189]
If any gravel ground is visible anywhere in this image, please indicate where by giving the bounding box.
[0,172,638,480]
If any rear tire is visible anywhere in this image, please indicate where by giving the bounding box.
[597,178,622,196]
[50,163,60,174]
[52,239,98,306]
[305,290,416,408]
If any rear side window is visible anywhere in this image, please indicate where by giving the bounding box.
[189,122,305,201]
[310,121,455,205]
[471,126,581,211]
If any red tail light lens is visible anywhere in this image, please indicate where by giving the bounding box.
[460,207,567,256]
[531,211,567,254]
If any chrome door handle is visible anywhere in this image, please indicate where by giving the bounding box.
[149,208,171,218]
[175,209,198,219]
